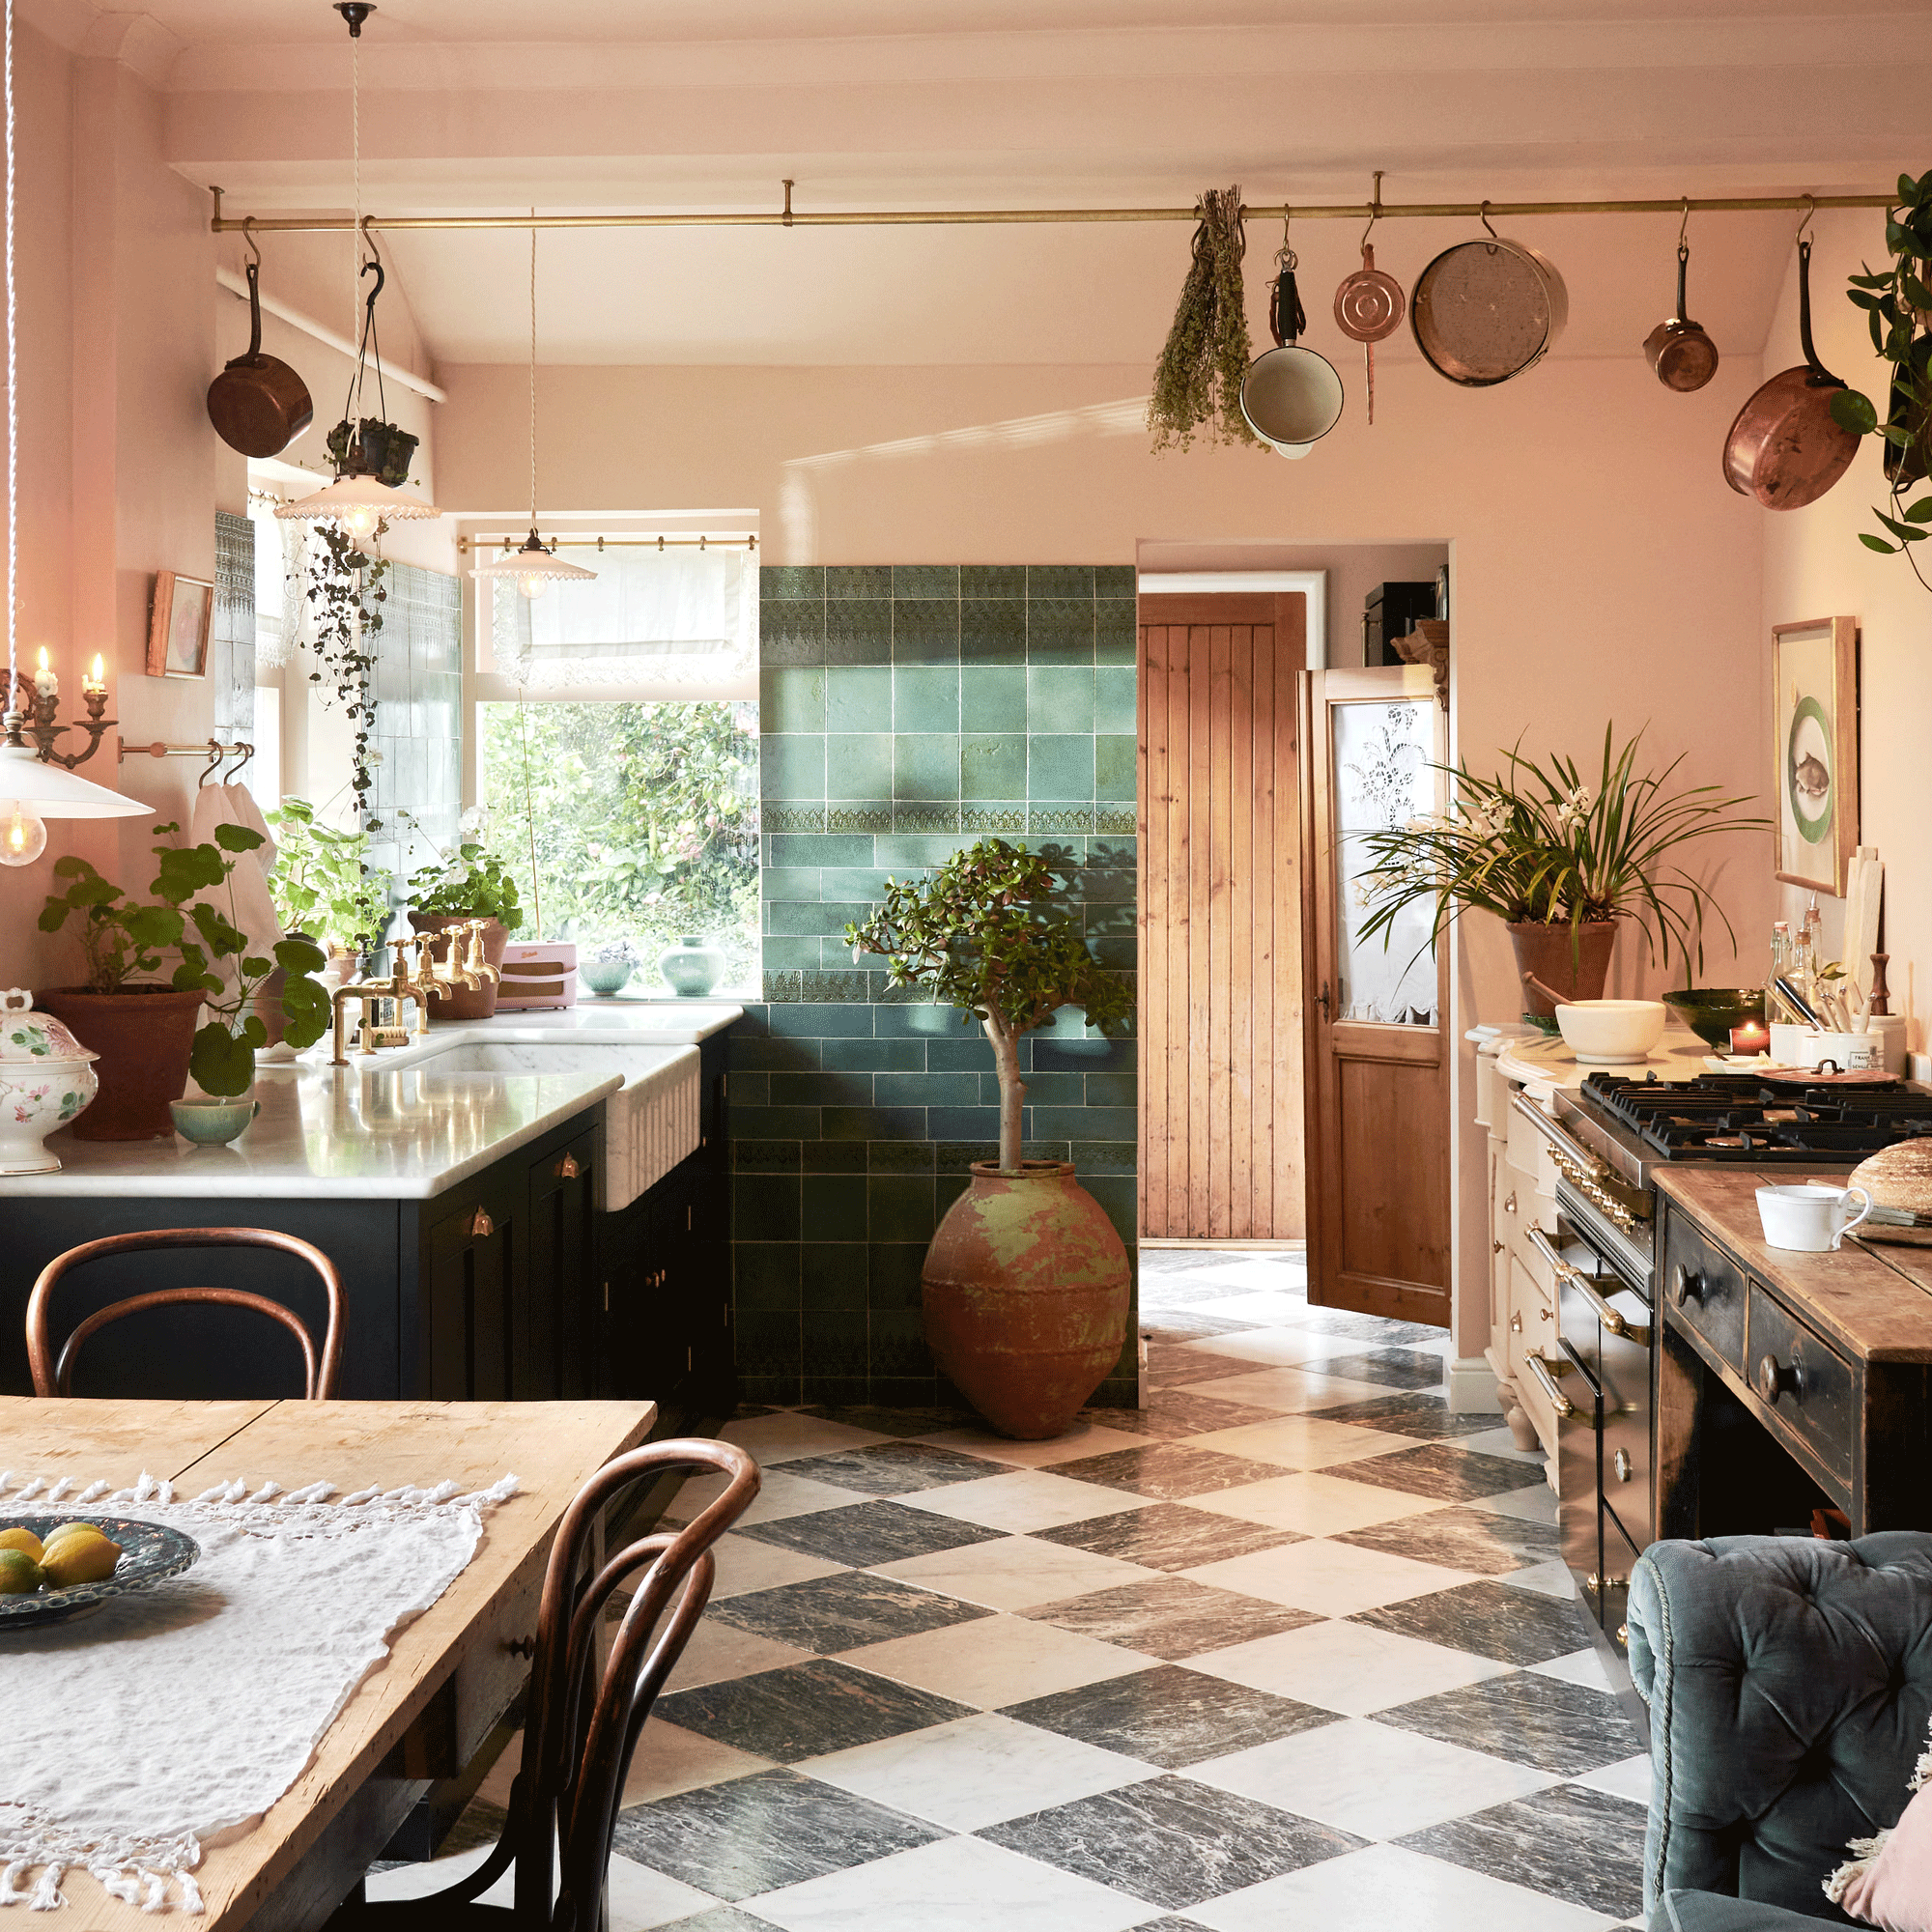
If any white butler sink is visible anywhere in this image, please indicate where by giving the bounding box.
[411,1040,701,1210]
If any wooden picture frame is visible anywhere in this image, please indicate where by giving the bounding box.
[146,569,214,680]
[1772,614,1859,896]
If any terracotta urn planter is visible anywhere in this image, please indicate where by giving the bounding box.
[922,1159,1130,1439]
[410,913,509,1021]
[35,984,204,1141]
[1508,920,1618,1022]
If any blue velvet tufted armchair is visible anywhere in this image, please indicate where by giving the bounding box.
[1627,1533,1932,1930]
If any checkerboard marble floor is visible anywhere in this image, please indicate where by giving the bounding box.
[374,1248,1653,1931]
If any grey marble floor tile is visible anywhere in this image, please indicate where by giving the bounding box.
[798,1404,976,1438]
[1327,1441,1544,1501]
[1373,1670,1645,1776]
[1025,1577,1321,1661]
[777,1441,1012,1494]
[1001,1662,1340,1768]
[1287,1310,1446,1345]
[1305,1395,1503,1438]
[738,1497,1007,1567]
[1397,1780,1648,1920]
[438,1796,506,1858]
[713,1570,993,1655]
[1074,1390,1288,1440]
[1037,1501,1301,1572]
[1308,1348,1446,1391]
[980,1774,1364,1910]
[654,1659,974,1764]
[1145,1347,1271,1385]
[1138,1277,1273,1306]
[1336,1505,1560,1577]
[730,1404,781,1421]
[1052,1444,1292,1500]
[1350,1578,1599,1664]
[1123,1921,1217,1932]
[1135,1313,1266,1342]
[610,1767,941,1901]
[654,1911,781,1932]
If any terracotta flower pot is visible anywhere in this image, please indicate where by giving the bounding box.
[922,1159,1130,1439]
[409,913,509,1020]
[35,984,205,1141]
[1508,920,1618,1020]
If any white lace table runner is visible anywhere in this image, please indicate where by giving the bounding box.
[0,1465,520,1916]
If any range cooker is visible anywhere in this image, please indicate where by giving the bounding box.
[1508,1070,1932,1643]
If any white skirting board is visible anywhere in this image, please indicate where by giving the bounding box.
[1446,1355,1503,1413]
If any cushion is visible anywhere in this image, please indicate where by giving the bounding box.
[1829,1730,1932,1931]
[1658,1890,1843,1931]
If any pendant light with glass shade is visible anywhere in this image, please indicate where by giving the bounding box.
[275,4,440,538]
[471,219,595,601]
[0,0,145,865]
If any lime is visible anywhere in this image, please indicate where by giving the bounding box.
[0,1527,42,1561]
[0,1548,43,1595]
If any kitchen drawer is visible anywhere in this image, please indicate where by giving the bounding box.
[1662,1216,1747,1371]
[1747,1282,1857,1487]
[1504,1103,1559,1195]
[1507,1256,1564,1451]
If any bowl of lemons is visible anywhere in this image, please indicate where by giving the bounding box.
[0,1516,199,1628]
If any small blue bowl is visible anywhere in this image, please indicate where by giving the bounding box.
[170,1097,260,1147]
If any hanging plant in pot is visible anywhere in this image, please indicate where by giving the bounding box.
[846,839,1133,1439]
[1353,726,1766,1027]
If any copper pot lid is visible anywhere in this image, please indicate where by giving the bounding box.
[1334,244,1405,343]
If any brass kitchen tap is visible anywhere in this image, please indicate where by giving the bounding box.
[329,949,429,1065]
[461,919,500,985]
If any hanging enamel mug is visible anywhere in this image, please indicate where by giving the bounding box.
[1241,252,1345,452]
[1644,207,1719,392]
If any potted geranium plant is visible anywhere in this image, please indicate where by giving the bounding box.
[38,823,329,1135]
[406,823,525,1021]
[266,796,393,972]
[846,838,1133,1438]
[1355,726,1766,1023]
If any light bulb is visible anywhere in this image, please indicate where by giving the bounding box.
[342,503,381,540]
[517,574,550,600]
[0,800,47,866]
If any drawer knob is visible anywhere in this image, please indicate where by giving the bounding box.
[504,1634,536,1659]
[469,1208,495,1239]
[1492,1238,1505,1255]
[1510,1312,1522,1333]
[1756,1351,1804,1405]
[1669,1262,1704,1307]
[556,1152,583,1179]
[1503,1192,1518,1215]
[1613,1447,1634,1483]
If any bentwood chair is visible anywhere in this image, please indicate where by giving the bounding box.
[332,1438,760,1932]
[25,1226,347,1398]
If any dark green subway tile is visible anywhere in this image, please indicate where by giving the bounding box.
[893,565,960,598]
[763,805,826,836]
[1009,1070,1083,1106]
[730,1032,819,1073]
[762,867,823,902]
[960,803,1030,835]
[826,734,894,801]
[1080,867,1135,905]
[1089,932,1135,970]
[962,666,1027,732]
[826,667,892,733]
[731,1070,772,1108]
[736,1243,802,1310]
[824,599,892,664]
[1095,666,1137,735]
[820,1037,925,1072]
[1028,566,1094,598]
[1028,666,1095,733]
[960,734,1026,799]
[868,1307,933,1377]
[892,599,961,663]
[1096,734,1137,802]
[936,1173,969,1219]
[1028,803,1095,835]
[893,665,960,731]
[1034,1034,1136,1071]
[761,564,824,599]
[1095,598,1137,664]
[1027,600,1096,664]
[733,1139,802,1171]
[873,835,970,870]
[1022,1141,1072,1164]
[801,1240,868,1310]
[867,1243,927,1311]
[799,969,875,1002]
[761,666,828,734]
[1032,1105,1136,1143]
[803,1174,869,1242]
[770,834,876,868]
[961,565,1025,598]
[822,1105,926,1141]
[770,1069,875,1108]
[760,599,827,664]
[768,1001,874,1037]
[958,600,1028,664]
[1028,734,1095,799]
[734,1172,801,1241]
[1088,836,1136,868]
[867,1140,934,1171]
[730,1103,820,1141]
[893,737,961,801]
[819,867,894,902]
[927,1106,1002,1141]
[827,566,893,599]
[761,936,822,972]
[1094,565,1136,596]
[735,1310,803,1378]
[802,1140,869,1173]
[1084,1072,1138,1107]
[872,1001,970,1037]
[739,1374,804,1405]
[875,1071,981,1108]
[867,1174,935,1243]
[801,1374,870,1405]
[762,733,825,798]
[803,1310,870,1376]
[1083,1173,1138,1248]
[926,1037,995,1073]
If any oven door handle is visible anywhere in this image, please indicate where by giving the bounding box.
[1521,1349,1579,1419]
[1528,1225,1653,1347]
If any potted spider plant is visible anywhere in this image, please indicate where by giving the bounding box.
[1355,726,1767,1025]
[846,838,1133,1438]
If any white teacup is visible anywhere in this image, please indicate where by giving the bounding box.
[1755,1182,1873,1253]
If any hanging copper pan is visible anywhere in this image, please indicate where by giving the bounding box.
[1722,239,1858,510]
[207,254,312,459]
[1643,234,1719,392]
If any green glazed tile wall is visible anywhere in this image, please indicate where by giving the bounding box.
[733,563,1139,1409]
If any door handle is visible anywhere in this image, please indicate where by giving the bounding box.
[1316,981,1332,1019]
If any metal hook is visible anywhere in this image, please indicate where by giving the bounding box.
[1277,206,1295,270]
[1677,197,1691,263]
[198,740,226,789]
[1360,170,1384,252]
[1479,200,1498,242]
[1794,193,1817,247]
[242,217,261,270]
[229,740,254,780]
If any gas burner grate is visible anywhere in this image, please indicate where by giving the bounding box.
[1577,1070,1932,1162]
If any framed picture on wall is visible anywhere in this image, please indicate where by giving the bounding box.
[146,569,214,679]
[1772,614,1859,896]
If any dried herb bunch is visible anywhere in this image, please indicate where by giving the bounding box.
[1149,186,1260,452]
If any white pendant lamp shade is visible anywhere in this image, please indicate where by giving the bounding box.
[274,469,440,531]
[0,743,149,816]
[471,531,598,601]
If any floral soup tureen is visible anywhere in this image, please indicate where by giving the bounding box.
[0,989,99,1173]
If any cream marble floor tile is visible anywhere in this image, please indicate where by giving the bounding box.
[1179,1416,1421,1470]
[1184,1615,1511,1713]
[1190,1843,1618,1932]
[1575,1753,1653,1805]
[1188,1470,1447,1536]
[838,1609,1152,1708]
[876,1533,1161,1611]
[710,1532,847,1600]
[607,1855,729,1932]
[1181,1538,1480,1617]
[1453,1424,1549,1464]
[663,1618,815,1691]
[721,1411,894,1463]
[1177,1365,1396,1413]
[1466,1481,1558,1525]
[1186,1716,1557,1840]
[1175,1327,1330,1368]
[666,1466,869,1526]
[619,1717,776,1805]
[1530,1646,1619,1693]
[747,1831,1151,1932]
[898,1467,1151,1532]
[918,1422,1150,1467]
[800,1711,1155,1831]
[1502,1558,1579,1598]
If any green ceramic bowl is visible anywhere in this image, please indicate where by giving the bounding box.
[580,959,634,997]
[1663,988,1768,1049]
[170,1096,261,1147]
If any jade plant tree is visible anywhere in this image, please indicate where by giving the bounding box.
[40,823,329,1094]
[845,838,1131,1174]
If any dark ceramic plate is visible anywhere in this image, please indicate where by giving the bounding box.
[0,1515,200,1629]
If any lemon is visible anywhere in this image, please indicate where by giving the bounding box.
[40,1535,120,1588]
[42,1521,105,1548]
[0,1548,43,1594]
[0,1527,42,1561]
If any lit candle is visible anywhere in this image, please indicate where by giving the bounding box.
[1731,1019,1771,1056]
[33,647,55,697]
[83,653,105,696]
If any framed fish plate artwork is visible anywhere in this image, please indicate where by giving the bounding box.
[1773,615,1859,895]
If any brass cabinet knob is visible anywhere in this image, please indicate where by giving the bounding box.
[1492,1239,1506,1255]
[469,1208,495,1238]
[1503,1192,1518,1215]
[1613,1447,1634,1482]
[556,1152,583,1179]
[1510,1312,1522,1333]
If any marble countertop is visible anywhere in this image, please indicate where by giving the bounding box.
[1494,1024,1716,1096]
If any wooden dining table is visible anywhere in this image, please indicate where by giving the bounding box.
[0,1394,657,1932]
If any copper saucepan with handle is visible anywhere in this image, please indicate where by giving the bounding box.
[1722,237,1859,510]
[1643,229,1719,392]
[206,247,313,459]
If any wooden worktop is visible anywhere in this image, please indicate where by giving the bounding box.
[1655,1167,1932,1363]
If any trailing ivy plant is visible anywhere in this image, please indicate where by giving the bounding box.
[1149,185,1260,453]
[845,838,1132,1174]
[1830,171,1932,589]
[305,521,389,819]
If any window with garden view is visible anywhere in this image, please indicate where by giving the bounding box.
[478,700,759,993]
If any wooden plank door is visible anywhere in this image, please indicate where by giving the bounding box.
[1301,663,1451,1324]
[1137,592,1305,1240]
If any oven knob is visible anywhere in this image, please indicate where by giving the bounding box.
[1669,1263,1703,1307]
[1613,1447,1634,1483]
[1756,1351,1804,1405]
